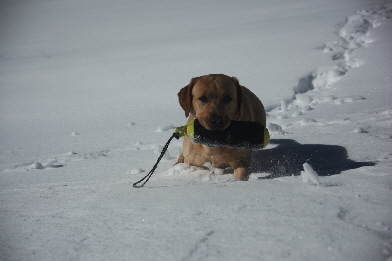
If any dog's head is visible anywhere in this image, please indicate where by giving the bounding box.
[178,74,243,130]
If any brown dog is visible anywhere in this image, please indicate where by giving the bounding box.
[175,74,266,180]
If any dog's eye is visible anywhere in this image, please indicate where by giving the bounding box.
[222,95,232,103]
[198,95,208,102]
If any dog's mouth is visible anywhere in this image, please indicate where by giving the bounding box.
[200,116,230,131]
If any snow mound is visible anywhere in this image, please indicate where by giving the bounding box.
[301,163,320,185]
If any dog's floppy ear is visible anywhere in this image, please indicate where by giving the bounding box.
[231,77,243,115]
[178,77,197,117]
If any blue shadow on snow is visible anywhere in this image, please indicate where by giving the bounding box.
[252,139,376,179]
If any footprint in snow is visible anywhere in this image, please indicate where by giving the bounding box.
[71,131,80,136]
[31,161,64,170]
[129,168,145,175]
[156,124,175,132]
[351,127,369,133]
[334,96,365,105]
[5,150,109,172]
[269,5,391,124]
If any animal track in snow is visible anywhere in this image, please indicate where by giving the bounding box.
[267,4,391,125]
[4,150,109,172]
[156,124,175,132]
[5,141,168,173]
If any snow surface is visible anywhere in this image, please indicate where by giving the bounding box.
[1,1,392,260]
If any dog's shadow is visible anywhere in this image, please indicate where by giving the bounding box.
[252,139,375,179]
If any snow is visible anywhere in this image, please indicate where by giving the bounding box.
[301,163,321,185]
[1,0,392,261]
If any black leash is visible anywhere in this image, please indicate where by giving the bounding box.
[133,133,179,188]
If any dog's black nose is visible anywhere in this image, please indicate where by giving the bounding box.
[209,115,225,130]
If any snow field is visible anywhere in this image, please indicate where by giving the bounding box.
[1,1,392,261]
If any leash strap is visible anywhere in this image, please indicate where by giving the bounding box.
[133,133,179,188]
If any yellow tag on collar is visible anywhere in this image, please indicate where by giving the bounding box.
[174,120,195,141]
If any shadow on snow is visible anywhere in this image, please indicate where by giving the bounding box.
[252,139,375,179]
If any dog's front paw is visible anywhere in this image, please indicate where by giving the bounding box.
[234,167,250,181]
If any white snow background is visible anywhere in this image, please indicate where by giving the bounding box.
[1,0,392,260]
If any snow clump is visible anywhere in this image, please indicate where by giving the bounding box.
[301,163,320,185]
